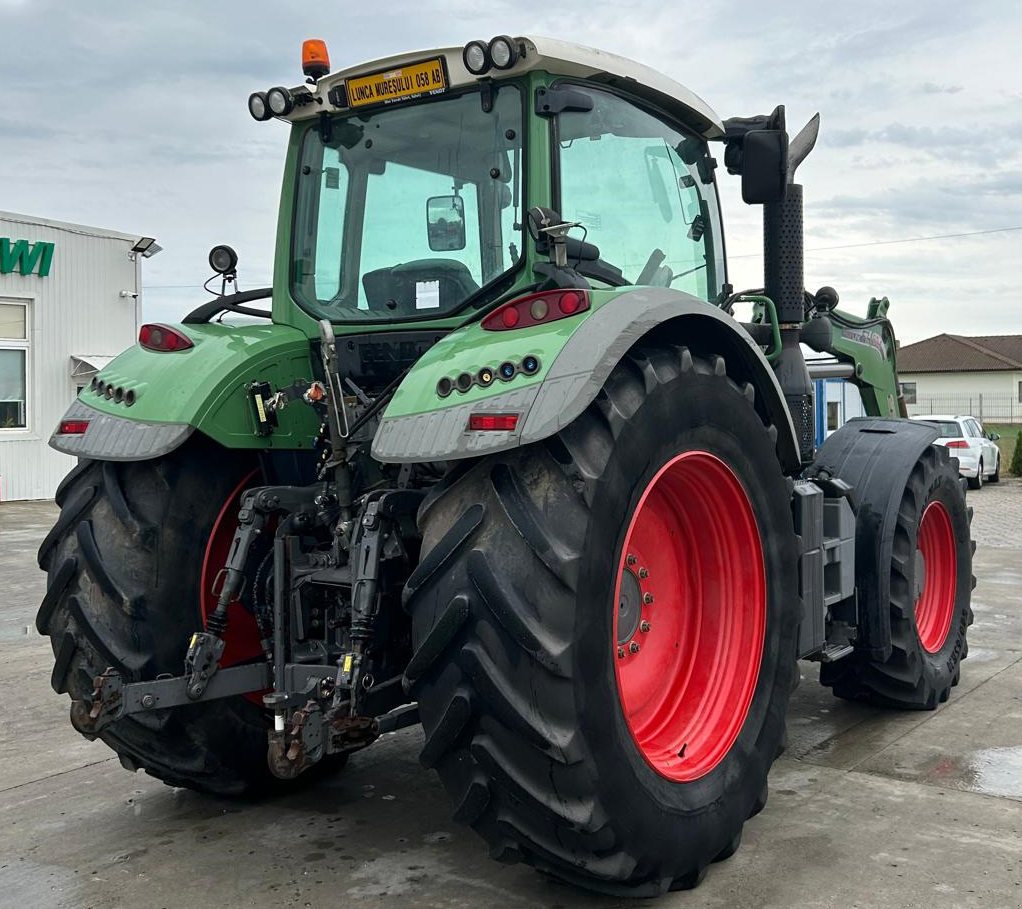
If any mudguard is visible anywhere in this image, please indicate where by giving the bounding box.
[50,322,320,461]
[372,287,802,472]
[807,417,941,661]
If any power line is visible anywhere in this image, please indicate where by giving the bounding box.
[142,225,1022,287]
[729,225,1022,259]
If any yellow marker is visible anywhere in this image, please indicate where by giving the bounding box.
[343,654,353,673]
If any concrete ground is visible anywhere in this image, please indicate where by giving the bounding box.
[2,483,1021,909]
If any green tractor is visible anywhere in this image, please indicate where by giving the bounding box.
[38,36,974,895]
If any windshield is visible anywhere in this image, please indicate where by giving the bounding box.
[291,86,524,322]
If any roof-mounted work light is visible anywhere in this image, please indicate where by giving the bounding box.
[462,40,490,75]
[248,91,272,121]
[488,35,519,70]
[266,86,295,116]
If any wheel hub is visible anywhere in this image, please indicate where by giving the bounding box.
[617,567,643,645]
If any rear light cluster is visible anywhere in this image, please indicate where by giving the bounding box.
[139,323,193,352]
[437,355,540,398]
[90,376,137,406]
[946,440,969,449]
[482,289,589,332]
[59,420,90,435]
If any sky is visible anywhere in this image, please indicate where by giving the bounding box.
[1,0,1021,343]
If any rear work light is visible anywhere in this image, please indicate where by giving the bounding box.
[468,413,519,432]
[482,289,589,331]
[946,440,969,449]
[139,324,194,352]
[59,420,90,435]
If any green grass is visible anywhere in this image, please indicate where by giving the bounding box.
[985,424,1021,476]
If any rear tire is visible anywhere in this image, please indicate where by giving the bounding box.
[37,437,306,796]
[404,345,800,895]
[821,444,973,709]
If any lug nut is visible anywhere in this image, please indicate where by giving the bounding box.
[643,592,654,605]
[617,646,626,659]
[638,568,649,579]
[629,641,641,654]
[626,554,637,566]
[640,621,651,633]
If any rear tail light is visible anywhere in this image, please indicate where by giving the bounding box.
[482,289,589,331]
[468,413,519,431]
[139,323,194,352]
[946,440,969,449]
[59,420,90,435]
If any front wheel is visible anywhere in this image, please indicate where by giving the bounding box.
[404,345,800,895]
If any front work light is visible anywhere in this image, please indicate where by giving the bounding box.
[248,91,271,121]
[302,39,330,80]
[463,40,490,75]
[488,35,519,70]
[267,86,295,116]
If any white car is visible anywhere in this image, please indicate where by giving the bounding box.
[911,414,1001,489]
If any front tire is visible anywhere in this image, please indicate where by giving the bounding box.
[404,345,800,895]
[821,444,973,709]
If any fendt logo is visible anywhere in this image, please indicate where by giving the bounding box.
[0,238,55,277]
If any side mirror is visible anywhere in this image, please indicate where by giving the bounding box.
[741,130,788,204]
[989,432,1001,441]
[426,196,466,251]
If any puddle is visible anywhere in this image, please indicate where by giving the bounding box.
[966,747,1022,800]
[926,746,1022,800]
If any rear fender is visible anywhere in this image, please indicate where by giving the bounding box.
[372,287,801,472]
[50,323,319,462]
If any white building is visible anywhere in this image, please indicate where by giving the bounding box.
[0,211,153,501]
[898,334,1022,425]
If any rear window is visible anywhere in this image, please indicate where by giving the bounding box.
[932,421,962,438]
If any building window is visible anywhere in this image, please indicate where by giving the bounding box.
[827,401,840,432]
[1018,380,1021,404]
[0,301,28,430]
[900,381,917,405]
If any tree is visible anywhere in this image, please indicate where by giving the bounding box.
[1010,431,1022,477]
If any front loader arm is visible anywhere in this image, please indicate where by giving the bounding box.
[801,297,905,418]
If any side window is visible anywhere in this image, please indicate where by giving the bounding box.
[558,88,725,300]
[900,381,917,405]
[313,159,350,301]
[966,419,982,438]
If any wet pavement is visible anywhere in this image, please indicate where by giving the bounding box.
[1,484,1021,909]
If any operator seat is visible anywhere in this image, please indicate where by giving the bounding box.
[362,259,479,316]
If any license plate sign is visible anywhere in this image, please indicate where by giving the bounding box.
[345,57,447,109]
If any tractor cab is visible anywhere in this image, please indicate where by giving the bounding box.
[249,36,727,331]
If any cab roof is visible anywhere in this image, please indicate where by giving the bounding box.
[283,36,724,139]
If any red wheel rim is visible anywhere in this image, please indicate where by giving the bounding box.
[915,501,957,653]
[200,469,266,677]
[613,451,766,782]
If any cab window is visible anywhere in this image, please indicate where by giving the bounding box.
[557,87,725,300]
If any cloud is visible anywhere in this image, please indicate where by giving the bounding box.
[1,0,1021,345]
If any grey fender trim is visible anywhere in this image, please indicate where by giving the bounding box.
[520,288,799,469]
[373,288,799,468]
[49,399,194,462]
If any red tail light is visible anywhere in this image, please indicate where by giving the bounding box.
[482,289,589,331]
[946,440,969,449]
[59,420,90,435]
[139,323,194,352]
[469,413,519,431]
